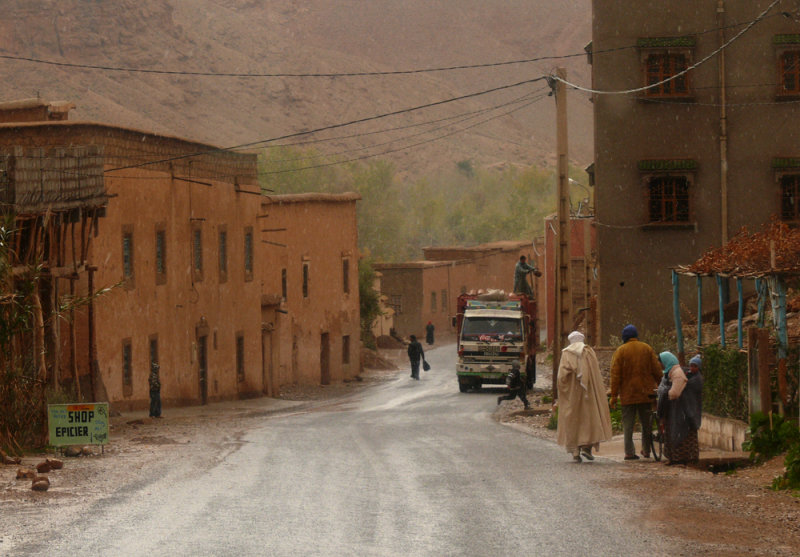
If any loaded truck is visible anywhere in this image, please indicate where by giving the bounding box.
[453,290,537,392]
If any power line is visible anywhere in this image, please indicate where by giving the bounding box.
[259,92,550,177]
[103,75,548,174]
[553,0,782,96]
[262,89,547,164]
[0,12,783,79]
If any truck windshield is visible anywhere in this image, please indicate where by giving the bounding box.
[461,317,523,341]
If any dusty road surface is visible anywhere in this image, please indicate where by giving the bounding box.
[1,344,799,556]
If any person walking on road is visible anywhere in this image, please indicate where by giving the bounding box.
[425,321,435,345]
[657,352,703,465]
[497,361,530,409]
[556,331,613,462]
[407,335,424,380]
[149,362,162,418]
[609,324,662,460]
[513,255,541,297]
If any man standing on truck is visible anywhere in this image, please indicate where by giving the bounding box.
[407,334,424,380]
[513,255,541,297]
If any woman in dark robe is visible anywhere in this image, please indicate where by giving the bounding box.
[657,352,703,465]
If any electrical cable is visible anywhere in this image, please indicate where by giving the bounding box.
[552,0,783,96]
[103,75,548,174]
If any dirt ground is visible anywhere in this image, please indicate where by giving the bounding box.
[2,348,800,555]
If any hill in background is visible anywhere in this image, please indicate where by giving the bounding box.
[0,0,592,180]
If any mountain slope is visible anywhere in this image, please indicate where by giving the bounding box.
[0,0,592,178]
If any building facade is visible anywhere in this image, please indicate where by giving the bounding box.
[376,241,539,341]
[591,0,800,342]
[0,109,360,411]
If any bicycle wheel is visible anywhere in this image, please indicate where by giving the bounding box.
[650,412,663,462]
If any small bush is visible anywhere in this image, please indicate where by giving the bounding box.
[609,406,623,434]
[702,343,749,422]
[743,411,800,463]
[547,407,558,430]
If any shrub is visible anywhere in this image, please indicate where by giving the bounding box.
[743,411,800,463]
[702,343,749,422]
[547,407,558,430]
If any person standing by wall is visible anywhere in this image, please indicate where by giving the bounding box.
[149,362,162,418]
[609,324,662,460]
[513,255,541,297]
[407,335,424,380]
[556,331,613,462]
[425,321,435,345]
[657,352,703,465]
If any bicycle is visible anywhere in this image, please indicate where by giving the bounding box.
[649,392,665,462]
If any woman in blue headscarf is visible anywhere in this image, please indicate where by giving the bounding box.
[657,352,703,465]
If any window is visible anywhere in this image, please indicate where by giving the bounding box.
[431,291,437,312]
[236,333,245,382]
[244,227,253,281]
[637,37,694,99]
[648,176,690,223]
[122,226,134,286]
[779,50,800,95]
[342,335,350,365]
[639,159,696,225]
[441,289,447,312]
[645,53,689,97]
[302,262,309,298]
[218,228,227,283]
[775,35,800,97]
[192,224,203,281]
[122,338,133,393]
[781,174,800,221]
[281,268,287,300]
[342,258,350,294]
[149,335,159,378]
[155,227,166,285]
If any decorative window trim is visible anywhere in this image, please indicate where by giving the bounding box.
[640,160,697,227]
[638,37,695,100]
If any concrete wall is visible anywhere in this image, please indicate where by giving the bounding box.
[592,0,800,343]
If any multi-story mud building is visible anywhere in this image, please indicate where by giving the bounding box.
[0,99,360,410]
[591,0,800,342]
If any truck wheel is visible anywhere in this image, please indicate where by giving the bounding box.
[472,379,482,391]
[459,380,469,393]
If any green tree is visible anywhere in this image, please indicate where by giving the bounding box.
[358,258,383,349]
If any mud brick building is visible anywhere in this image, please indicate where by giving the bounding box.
[375,241,539,341]
[590,1,800,343]
[0,99,360,410]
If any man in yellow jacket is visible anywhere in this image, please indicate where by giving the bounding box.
[609,324,663,460]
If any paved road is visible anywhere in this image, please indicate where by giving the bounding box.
[11,345,676,556]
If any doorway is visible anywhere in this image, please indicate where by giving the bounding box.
[262,329,274,396]
[320,333,330,385]
[197,334,208,405]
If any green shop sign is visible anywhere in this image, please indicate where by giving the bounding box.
[47,402,109,447]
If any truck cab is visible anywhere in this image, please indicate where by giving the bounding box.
[455,292,536,392]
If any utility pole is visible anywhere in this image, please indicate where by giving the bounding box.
[550,68,572,397]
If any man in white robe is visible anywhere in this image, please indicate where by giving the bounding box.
[556,331,613,462]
